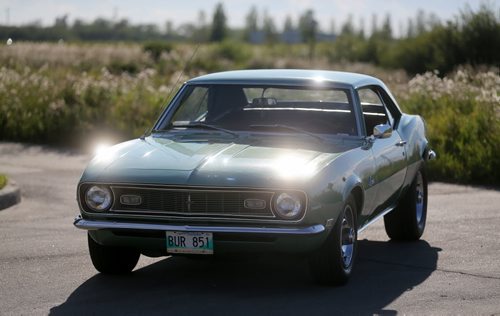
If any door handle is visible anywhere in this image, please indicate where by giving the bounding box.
[395,140,407,147]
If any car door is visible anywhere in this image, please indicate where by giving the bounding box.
[358,87,407,215]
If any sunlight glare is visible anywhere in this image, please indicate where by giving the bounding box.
[274,155,317,180]
[94,143,111,156]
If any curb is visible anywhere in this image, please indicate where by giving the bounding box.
[0,180,21,211]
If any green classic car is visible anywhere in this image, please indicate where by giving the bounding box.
[74,69,435,285]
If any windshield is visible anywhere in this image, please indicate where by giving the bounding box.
[162,84,357,136]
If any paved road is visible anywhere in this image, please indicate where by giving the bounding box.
[0,142,499,315]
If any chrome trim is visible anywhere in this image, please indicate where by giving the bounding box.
[325,218,335,229]
[427,149,437,161]
[244,199,266,210]
[373,124,393,139]
[186,193,192,212]
[120,194,142,206]
[73,215,325,235]
[79,210,306,225]
[84,185,114,212]
[244,107,351,113]
[107,208,276,219]
[110,185,276,195]
[271,192,307,220]
[357,205,395,234]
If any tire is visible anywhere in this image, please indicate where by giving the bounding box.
[309,195,358,286]
[88,233,140,274]
[384,168,427,241]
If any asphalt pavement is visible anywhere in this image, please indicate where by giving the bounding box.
[0,142,499,315]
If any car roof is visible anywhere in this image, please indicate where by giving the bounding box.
[187,69,384,89]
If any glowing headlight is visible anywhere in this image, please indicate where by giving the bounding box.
[273,192,303,219]
[85,186,112,211]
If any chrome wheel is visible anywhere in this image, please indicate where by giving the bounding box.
[309,195,358,285]
[415,172,425,224]
[340,205,355,269]
[384,168,427,241]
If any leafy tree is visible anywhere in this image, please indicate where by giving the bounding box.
[54,15,69,28]
[284,15,294,33]
[299,10,317,42]
[407,18,416,38]
[415,10,427,35]
[298,9,317,59]
[459,4,499,66]
[262,11,277,44]
[165,21,174,36]
[340,14,355,36]
[370,14,378,37]
[358,17,365,39]
[244,6,259,42]
[380,14,392,40]
[193,10,209,42]
[210,3,227,42]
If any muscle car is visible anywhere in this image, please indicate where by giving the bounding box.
[74,69,436,285]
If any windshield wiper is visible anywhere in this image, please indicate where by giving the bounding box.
[169,122,239,138]
[249,124,326,143]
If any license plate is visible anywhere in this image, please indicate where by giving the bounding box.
[166,231,213,255]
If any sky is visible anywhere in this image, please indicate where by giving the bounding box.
[0,0,496,36]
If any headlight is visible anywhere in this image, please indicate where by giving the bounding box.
[85,185,112,211]
[273,192,303,219]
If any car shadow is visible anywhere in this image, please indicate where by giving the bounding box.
[50,239,440,316]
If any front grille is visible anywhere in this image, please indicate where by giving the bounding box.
[110,186,275,218]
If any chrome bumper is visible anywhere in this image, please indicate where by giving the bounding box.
[73,215,325,235]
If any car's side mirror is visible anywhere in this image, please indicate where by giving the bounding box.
[373,123,392,139]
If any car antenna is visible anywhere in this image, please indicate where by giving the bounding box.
[140,44,201,141]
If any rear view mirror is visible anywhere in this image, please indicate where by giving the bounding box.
[251,97,277,107]
[373,124,392,138]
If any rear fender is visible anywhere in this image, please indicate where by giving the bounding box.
[397,114,428,189]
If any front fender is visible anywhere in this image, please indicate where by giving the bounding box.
[341,175,364,205]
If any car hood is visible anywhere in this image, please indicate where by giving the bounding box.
[81,136,351,188]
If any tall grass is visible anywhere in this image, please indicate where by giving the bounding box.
[0,42,498,185]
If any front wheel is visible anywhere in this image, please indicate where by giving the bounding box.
[309,196,358,286]
[88,233,140,274]
[384,168,428,241]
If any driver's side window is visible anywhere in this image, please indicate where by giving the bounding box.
[358,88,392,136]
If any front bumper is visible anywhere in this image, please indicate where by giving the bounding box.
[73,215,325,235]
[74,215,328,254]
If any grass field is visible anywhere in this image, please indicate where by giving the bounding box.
[0,42,499,184]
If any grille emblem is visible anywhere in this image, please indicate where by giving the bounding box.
[120,195,142,206]
[186,194,192,212]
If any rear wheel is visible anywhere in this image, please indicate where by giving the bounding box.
[309,196,358,286]
[88,233,140,274]
[384,168,427,241]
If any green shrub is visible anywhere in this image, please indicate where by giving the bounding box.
[0,174,7,190]
[211,40,251,65]
[143,41,174,61]
[399,70,500,185]
[0,64,168,145]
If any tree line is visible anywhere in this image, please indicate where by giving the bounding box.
[1,3,498,74]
